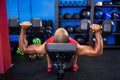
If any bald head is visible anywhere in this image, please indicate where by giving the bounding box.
[54,28,69,43]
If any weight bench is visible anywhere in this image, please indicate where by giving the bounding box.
[45,43,76,80]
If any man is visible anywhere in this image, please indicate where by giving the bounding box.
[19,22,103,72]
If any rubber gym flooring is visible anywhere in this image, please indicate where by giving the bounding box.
[0,49,120,80]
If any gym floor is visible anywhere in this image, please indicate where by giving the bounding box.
[0,49,120,80]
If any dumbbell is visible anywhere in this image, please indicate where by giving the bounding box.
[80,19,113,34]
[103,1,113,5]
[9,18,20,34]
[36,54,44,60]
[80,9,90,19]
[72,13,80,20]
[102,20,114,34]
[74,25,80,33]
[47,20,53,26]
[29,54,37,61]
[80,19,91,33]
[64,13,71,20]
[31,18,44,34]
[65,25,73,33]
[42,20,47,27]
[45,20,53,36]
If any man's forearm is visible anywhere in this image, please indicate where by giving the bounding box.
[94,31,103,55]
[19,29,27,52]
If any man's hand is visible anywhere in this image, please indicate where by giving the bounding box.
[91,24,101,32]
[21,21,31,29]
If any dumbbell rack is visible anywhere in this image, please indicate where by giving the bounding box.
[56,0,120,48]
[56,0,92,45]
[93,1,120,48]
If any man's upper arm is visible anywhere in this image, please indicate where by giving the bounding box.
[22,42,46,54]
[76,44,100,56]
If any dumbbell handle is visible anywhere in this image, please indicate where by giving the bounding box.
[92,26,102,33]
[19,23,32,26]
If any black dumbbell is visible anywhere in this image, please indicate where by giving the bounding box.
[31,18,44,34]
[74,25,80,33]
[80,9,90,19]
[42,20,47,27]
[37,54,44,60]
[47,20,53,26]
[80,19,91,33]
[29,54,36,61]
[73,13,80,20]
[65,25,73,33]
[64,13,71,20]
[8,18,20,34]
[102,20,114,34]
[45,26,52,34]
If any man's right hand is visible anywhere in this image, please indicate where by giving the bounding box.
[21,21,31,29]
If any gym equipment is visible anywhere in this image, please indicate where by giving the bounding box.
[73,1,77,6]
[31,18,44,34]
[80,19,113,34]
[80,19,91,33]
[93,37,96,42]
[95,9,103,19]
[45,43,76,80]
[16,48,24,56]
[112,0,120,5]
[64,13,71,20]
[59,1,64,6]
[69,1,73,6]
[59,13,63,20]
[111,12,119,20]
[82,1,87,6]
[75,35,85,45]
[102,20,114,34]
[37,54,44,60]
[64,1,69,6]
[29,54,37,61]
[77,1,82,6]
[74,25,80,33]
[42,20,47,27]
[72,13,80,20]
[47,20,53,26]
[80,9,90,19]
[8,18,19,34]
[103,37,107,44]
[32,38,41,44]
[65,25,73,33]
[45,25,52,36]
[103,1,113,5]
